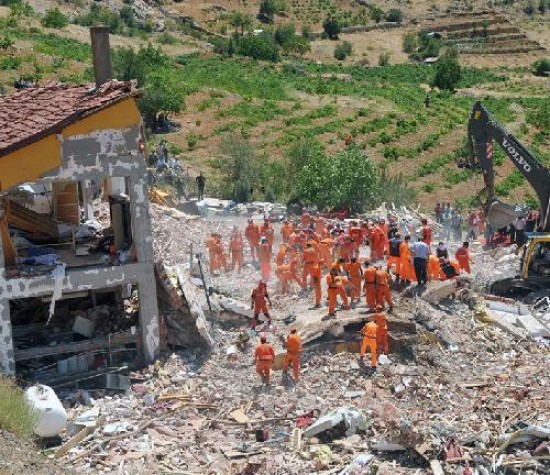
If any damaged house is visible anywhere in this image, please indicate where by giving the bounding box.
[0,28,159,379]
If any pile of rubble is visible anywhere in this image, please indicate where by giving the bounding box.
[33,203,549,474]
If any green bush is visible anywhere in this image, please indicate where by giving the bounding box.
[0,36,14,49]
[0,377,34,438]
[259,0,276,23]
[334,40,352,60]
[378,51,391,66]
[385,8,403,23]
[158,32,177,44]
[533,58,550,77]
[402,32,417,53]
[0,55,21,70]
[237,33,280,61]
[370,6,384,23]
[41,8,68,28]
[274,22,296,46]
[187,133,199,149]
[432,47,461,91]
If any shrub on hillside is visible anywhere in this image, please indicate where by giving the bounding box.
[385,8,403,23]
[533,58,550,76]
[334,41,352,60]
[274,23,296,46]
[378,51,391,66]
[238,32,280,61]
[432,47,461,91]
[370,6,384,23]
[259,0,276,23]
[41,8,68,28]
[402,32,417,53]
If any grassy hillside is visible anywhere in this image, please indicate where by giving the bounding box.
[0,0,549,210]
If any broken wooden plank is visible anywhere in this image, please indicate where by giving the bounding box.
[55,416,106,459]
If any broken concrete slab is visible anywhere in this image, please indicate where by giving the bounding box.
[421,280,456,304]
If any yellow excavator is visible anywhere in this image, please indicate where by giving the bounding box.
[466,101,550,297]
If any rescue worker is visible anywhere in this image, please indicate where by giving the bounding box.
[435,241,449,259]
[261,218,275,252]
[229,232,244,272]
[373,305,388,355]
[301,212,311,229]
[206,233,219,274]
[387,232,402,280]
[455,241,471,274]
[245,219,260,262]
[281,220,294,243]
[276,243,289,266]
[363,260,377,312]
[254,336,275,385]
[338,234,354,261]
[302,242,320,288]
[311,260,323,308]
[327,268,349,316]
[399,235,416,283]
[439,257,461,280]
[257,237,272,282]
[336,274,351,308]
[319,236,336,270]
[420,218,432,246]
[375,266,393,310]
[428,253,441,281]
[349,221,363,258]
[251,281,272,328]
[314,215,326,238]
[277,258,303,295]
[214,234,229,273]
[370,225,384,261]
[282,328,302,383]
[359,319,378,370]
[345,257,363,303]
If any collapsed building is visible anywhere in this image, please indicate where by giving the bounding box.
[0,28,160,377]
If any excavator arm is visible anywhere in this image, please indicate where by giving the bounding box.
[467,100,550,231]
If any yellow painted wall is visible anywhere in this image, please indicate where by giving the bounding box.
[63,98,141,138]
[0,98,142,192]
[0,134,61,192]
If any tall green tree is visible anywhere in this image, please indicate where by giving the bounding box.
[322,15,341,39]
[259,0,276,23]
[229,11,253,35]
[432,47,461,91]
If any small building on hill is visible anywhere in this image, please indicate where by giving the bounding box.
[0,28,159,378]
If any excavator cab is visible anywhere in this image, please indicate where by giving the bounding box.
[522,233,550,278]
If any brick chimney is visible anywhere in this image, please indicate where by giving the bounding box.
[90,26,113,88]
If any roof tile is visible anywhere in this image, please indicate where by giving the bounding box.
[0,80,138,156]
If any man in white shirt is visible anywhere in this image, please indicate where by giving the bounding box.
[514,216,527,247]
[410,238,430,286]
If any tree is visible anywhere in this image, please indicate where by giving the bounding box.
[274,22,296,46]
[402,32,417,53]
[378,51,391,66]
[41,8,68,28]
[237,32,280,61]
[259,0,276,23]
[432,47,461,92]
[323,15,341,39]
[538,0,547,13]
[229,11,253,35]
[385,8,403,23]
[139,70,187,129]
[216,138,258,202]
[370,6,384,23]
[533,58,550,76]
[524,0,535,14]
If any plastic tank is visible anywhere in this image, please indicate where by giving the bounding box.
[24,385,67,437]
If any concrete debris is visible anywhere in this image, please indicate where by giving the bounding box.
[29,202,548,475]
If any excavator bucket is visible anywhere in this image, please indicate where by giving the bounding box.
[486,200,529,229]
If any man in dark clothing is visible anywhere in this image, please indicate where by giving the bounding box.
[196,172,206,201]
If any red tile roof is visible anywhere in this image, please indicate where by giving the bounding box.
[0,80,139,157]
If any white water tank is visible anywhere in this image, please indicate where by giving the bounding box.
[24,385,67,437]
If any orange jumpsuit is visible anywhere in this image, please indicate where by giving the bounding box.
[381,222,390,255]
[337,275,351,307]
[363,265,377,311]
[349,226,363,257]
[370,227,384,261]
[276,243,288,266]
[421,225,432,246]
[258,243,272,282]
[277,259,303,294]
[360,321,378,368]
[345,261,363,301]
[283,333,302,381]
[339,237,354,261]
[399,241,416,282]
[373,312,388,355]
[206,236,219,273]
[281,222,294,243]
[255,342,275,384]
[311,263,322,306]
[215,240,228,272]
[428,254,441,281]
[315,216,326,237]
[229,236,244,272]
[245,223,260,261]
[261,222,275,251]
[302,246,320,287]
[251,286,270,319]
[326,273,348,314]
[301,212,311,229]
[455,246,471,274]
[375,269,393,309]
[319,238,335,269]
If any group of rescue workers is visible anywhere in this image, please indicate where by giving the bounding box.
[206,212,473,385]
